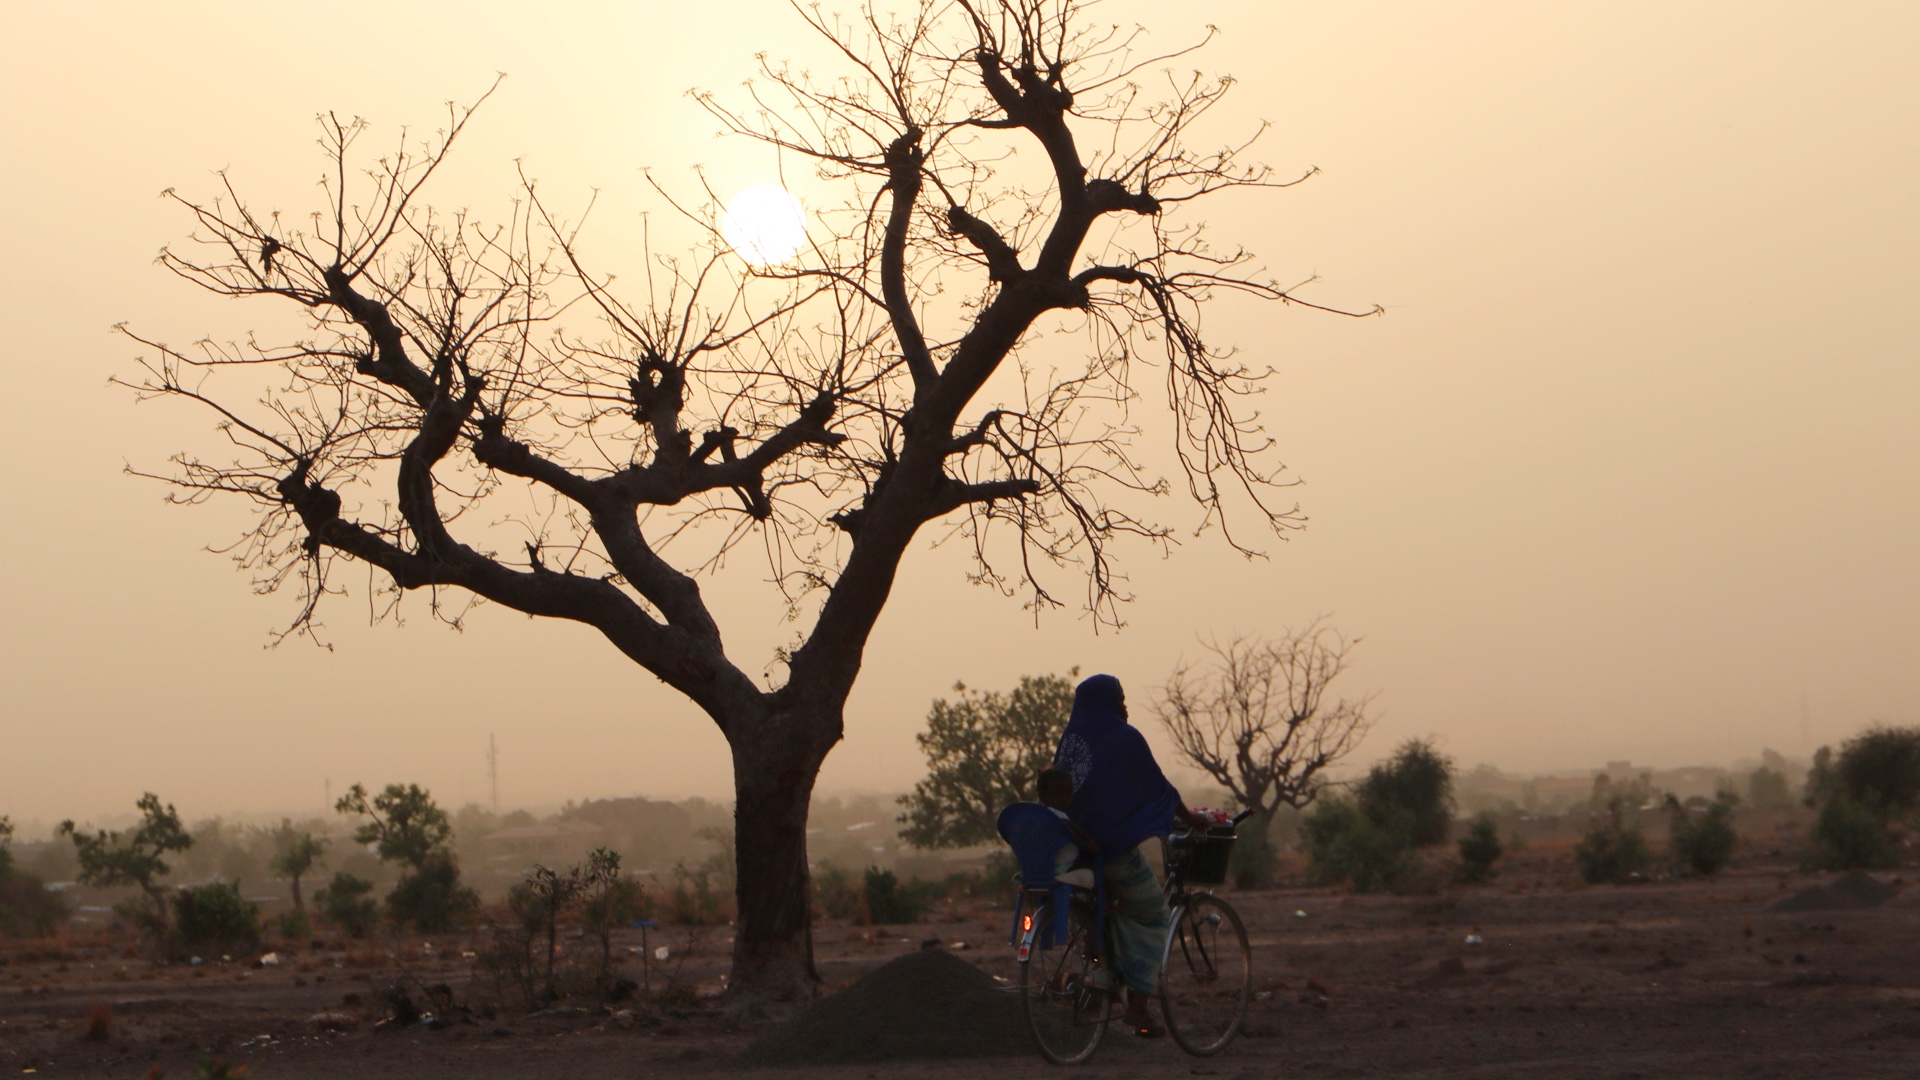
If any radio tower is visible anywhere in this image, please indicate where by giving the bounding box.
[488,734,499,815]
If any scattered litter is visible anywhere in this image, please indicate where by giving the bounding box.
[189,957,203,967]
[1255,990,1273,1002]
[1294,910,1310,918]
[307,1012,358,1032]
[655,946,671,961]
[258,952,281,967]
[460,951,477,959]
[1464,934,1484,946]
[950,941,970,951]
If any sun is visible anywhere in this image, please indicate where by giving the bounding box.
[721,185,807,267]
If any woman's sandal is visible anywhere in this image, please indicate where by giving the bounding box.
[1123,998,1164,1038]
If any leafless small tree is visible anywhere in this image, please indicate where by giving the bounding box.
[119,0,1373,1002]
[1154,620,1375,825]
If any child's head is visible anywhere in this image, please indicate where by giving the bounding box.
[1036,767,1074,811]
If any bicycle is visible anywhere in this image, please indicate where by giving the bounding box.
[1011,808,1254,1065]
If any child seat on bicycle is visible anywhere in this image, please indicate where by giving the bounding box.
[996,802,1106,949]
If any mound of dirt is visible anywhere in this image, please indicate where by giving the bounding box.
[741,948,1028,1065]
[1768,871,1900,913]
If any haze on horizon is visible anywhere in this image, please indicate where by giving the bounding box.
[0,1,1914,828]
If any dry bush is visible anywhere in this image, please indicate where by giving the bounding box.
[84,1001,112,1041]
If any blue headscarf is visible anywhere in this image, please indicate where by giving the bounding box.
[1052,674,1181,855]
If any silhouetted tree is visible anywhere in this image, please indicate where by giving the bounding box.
[898,673,1074,848]
[1833,724,1920,824]
[58,793,193,937]
[1154,623,1375,825]
[266,823,328,914]
[1744,766,1793,810]
[120,0,1371,1000]
[1357,738,1455,847]
[335,784,450,871]
[336,782,477,931]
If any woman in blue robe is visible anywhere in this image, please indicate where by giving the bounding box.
[1053,673,1204,1036]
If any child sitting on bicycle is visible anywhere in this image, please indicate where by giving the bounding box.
[1036,767,1098,888]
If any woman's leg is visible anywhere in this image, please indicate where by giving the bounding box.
[1104,846,1172,999]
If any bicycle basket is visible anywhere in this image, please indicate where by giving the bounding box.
[1172,828,1237,886]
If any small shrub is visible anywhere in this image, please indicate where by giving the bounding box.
[863,867,937,924]
[1455,815,1504,883]
[1667,793,1738,876]
[1574,799,1651,884]
[1834,725,1920,823]
[1301,797,1414,894]
[1745,767,1794,810]
[316,872,380,937]
[1358,739,1456,848]
[0,870,66,938]
[173,881,262,953]
[270,908,312,941]
[812,863,865,921]
[386,854,479,933]
[1804,795,1898,870]
[662,859,734,925]
[483,848,642,1011]
[1229,814,1279,889]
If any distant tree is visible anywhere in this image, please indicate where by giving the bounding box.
[0,817,66,938]
[1803,745,1841,809]
[1804,794,1898,870]
[266,823,328,914]
[173,880,262,953]
[898,673,1074,848]
[1574,797,1651,885]
[1154,623,1375,826]
[1833,724,1920,824]
[315,872,380,937]
[336,783,451,870]
[1357,738,1455,848]
[1454,814,1504,884]
[1299,796,1413,894]
[336,782,476,931]
[121,0,1372,999]
[1745,766,1794,810]
[58,793,193,935]
[1665,792,1738,876]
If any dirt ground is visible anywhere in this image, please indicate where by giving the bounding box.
[5,853,1919,1079]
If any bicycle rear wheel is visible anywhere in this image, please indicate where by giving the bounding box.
[1159,893,1251,1056]
[1019,899,1112,1065]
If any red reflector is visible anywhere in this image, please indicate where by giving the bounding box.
[1022,913,1033,931]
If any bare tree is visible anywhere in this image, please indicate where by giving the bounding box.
[1154,621,1375,825]
[119,1,1372,1001]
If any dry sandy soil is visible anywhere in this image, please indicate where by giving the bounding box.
[4,855,1919,1079]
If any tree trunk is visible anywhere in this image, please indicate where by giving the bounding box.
[726,711,838,1003]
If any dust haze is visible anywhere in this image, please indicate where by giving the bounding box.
[0,0,1914,825]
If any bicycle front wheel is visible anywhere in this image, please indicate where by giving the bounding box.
[1159,893,1251,1056]
[1019,899,1112,1065]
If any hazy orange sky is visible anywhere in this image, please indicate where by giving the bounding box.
[2,1,1914,827]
